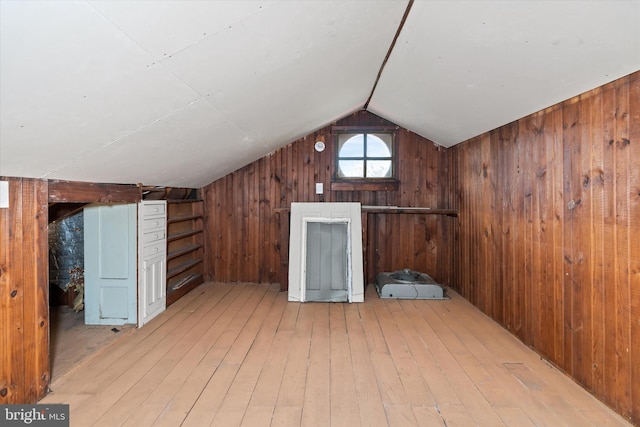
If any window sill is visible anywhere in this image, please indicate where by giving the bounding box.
[330,179,399,192]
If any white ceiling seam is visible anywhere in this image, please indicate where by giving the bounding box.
[42,98,208,179]
[87,1,280,62]
[0,1,207,180]
[86,0,268,143]
[364,0,415,110]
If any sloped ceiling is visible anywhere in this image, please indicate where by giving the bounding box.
[1,1,638,188]
[369,1,640,145]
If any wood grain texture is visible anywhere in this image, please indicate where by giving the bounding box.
[0,177,49,404]
[447,71,640,425]
[202,111,450,287]
[48,179,140,203]
[39,283,630,427]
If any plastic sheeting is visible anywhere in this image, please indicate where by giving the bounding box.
[49,211,84,290]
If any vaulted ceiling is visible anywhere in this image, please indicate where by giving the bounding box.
[1,1,638,188]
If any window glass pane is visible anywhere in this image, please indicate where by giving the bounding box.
[367,134,392,157]
[338,160,364,178]
[366,160,392,178]
[338,134,364,157]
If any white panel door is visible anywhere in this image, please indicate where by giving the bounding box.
[139,255,166,326]
[84,203,137,325]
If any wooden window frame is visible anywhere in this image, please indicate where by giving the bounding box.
[330,126,399,191]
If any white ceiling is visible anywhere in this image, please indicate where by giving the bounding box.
[369,1,640,145]
[1,1,638,188]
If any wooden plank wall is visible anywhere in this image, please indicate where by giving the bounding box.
[0,177,49,404]
[447,71,640,424]
[202,111,450,286]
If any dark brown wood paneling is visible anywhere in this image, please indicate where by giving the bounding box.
[448,71,640,425]
[202,111,451,287]
[0,177,49,404]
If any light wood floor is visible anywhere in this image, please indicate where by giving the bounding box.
[50,305,135,382]
[41,282,631,427]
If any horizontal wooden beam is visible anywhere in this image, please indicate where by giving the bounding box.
[48,180,140,204]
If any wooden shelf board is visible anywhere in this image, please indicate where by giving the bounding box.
[167,244,203,261]
[167,229,203,242]
[167,258,203,279]
[167,199,204,204]
[167,214,203,224]
[275,206,458,217]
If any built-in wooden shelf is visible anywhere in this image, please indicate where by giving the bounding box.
[361,206,458,217]
[275,206,458,217]
[330,180,400,192]
[166,199,204,306]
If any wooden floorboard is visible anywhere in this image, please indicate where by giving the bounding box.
[41,282,632,427]
[49,305,136,383]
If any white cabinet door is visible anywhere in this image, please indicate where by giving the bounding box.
[138,201,167,327]
[139,255,166,325]
[84,203,137,325]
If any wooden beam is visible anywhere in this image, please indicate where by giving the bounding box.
[48,180,140,204]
